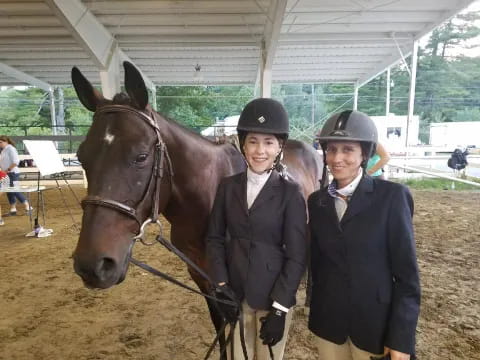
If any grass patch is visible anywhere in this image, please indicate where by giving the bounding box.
[393,177,480,190]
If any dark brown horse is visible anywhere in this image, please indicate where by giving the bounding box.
[72,61,322,358]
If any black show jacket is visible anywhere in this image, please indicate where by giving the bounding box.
[307,176,421,355]
[207,170,307,310]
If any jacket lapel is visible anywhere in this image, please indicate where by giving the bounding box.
[325,194,341,228]
[340,175,374,225]
[249,171,281,213]
[232,172,249,217]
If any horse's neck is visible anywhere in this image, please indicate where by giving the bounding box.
[160,119,218,169]
[158,119,241,222]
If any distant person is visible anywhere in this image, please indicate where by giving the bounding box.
[0,170,8,225]
[0,136,32,215]
[447,148,468,178]
[367,142,391,179]
[313,138,320,150]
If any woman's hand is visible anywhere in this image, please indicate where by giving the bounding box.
[384,346,410,360]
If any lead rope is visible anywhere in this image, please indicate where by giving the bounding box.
[131,233,253,360]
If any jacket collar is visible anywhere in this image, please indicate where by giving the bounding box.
[233,170,281,215]
[340,174,374,225]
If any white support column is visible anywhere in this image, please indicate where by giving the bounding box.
[353,83,359,110]
[99,49,120,99]
[255,0,288,98]
[386,67,391,116]
[259,41,273,98]
[49,88,57,136]
[406,40,419,147]
[57,87,65,134]
[260,69,273,98]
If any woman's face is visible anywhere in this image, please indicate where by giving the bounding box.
[325,141,364,188]
[0,140,7,149]
[243,132,281,174]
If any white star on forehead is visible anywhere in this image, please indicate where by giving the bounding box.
[104,127,115,145]
[257,116,266,123]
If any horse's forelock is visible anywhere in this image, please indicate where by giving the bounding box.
[112,92,132,105]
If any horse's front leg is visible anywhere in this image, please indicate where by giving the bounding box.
[170,226,227,360]
[188,268,228,360]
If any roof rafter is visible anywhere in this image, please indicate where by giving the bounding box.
[45,0,154,90]
[0,62,52,91]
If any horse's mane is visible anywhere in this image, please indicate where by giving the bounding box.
[111,92,235,150]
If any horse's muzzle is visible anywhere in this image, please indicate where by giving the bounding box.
[73,253,128,289]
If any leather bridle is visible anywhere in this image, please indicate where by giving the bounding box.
[80,105,173,244]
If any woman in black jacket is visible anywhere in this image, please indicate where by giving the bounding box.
[206,98,307,360]
[308,110,421,360]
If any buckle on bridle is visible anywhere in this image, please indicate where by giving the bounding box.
[133,218,163,246]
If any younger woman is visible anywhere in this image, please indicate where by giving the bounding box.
[207,98,307,360]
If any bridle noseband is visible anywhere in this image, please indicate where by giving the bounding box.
[81,105,173,244]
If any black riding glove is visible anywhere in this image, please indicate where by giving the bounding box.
[259,308,286,346]
[215,284,239,324]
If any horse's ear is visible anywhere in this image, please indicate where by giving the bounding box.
[71,67,104,112]
[123,61,148,110]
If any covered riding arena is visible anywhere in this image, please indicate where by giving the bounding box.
[1,1,480,359]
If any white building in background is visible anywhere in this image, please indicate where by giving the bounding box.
[201,115,239,137]
[371,114,420,153]
[430,122,480,148]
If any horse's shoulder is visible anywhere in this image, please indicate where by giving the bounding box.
[219,171,243,185]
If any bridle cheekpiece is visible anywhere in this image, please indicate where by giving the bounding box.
[81,105,173,245]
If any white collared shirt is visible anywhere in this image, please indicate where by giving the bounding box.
[246,168,270,209]
[331,168,363,220]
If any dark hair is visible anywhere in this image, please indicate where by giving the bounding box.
[237,131,286,151]
[0,135,15,147]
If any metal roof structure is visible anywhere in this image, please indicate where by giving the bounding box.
[0,0,476,91]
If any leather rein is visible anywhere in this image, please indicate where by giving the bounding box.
[79,105,254,359]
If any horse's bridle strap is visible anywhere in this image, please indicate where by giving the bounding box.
[82,104,172,234]
[82,197,139,221]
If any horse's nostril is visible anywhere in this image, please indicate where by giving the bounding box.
[96,257,117,280]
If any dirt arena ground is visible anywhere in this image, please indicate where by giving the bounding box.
[1,186,479,360]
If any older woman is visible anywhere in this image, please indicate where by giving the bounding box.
[308,110,420,360]
[0,136,32,215]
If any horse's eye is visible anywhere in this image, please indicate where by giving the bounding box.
[136,154,148,163]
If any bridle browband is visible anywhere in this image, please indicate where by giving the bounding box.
[80,104,173,244]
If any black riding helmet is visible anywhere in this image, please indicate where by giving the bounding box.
[237,98,289,137]
[316,110,378,186]
[237,98,289,173]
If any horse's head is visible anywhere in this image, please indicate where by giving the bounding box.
[72,62,171,289]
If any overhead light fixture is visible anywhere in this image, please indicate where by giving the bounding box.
[193,64,203,80]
